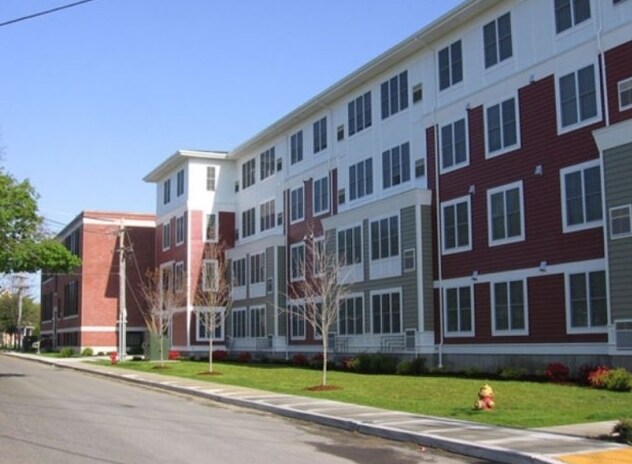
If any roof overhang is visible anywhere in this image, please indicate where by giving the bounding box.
[143,149,229,183]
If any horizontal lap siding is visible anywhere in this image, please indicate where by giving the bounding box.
[421,205,435,332]
[400,206,419,330]
[607,41,632,125]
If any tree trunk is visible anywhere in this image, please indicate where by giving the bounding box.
[322,337,328,386]
[208,336,214,373]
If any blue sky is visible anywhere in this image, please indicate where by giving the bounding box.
[1,0,462,233]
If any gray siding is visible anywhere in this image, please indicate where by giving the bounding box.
[400,206,419,330]
[605,142,632,321]
[277,246,287,336]
[421,205,435,331]
[265,246,275,335]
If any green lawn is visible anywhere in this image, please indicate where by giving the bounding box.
[101,360,631,428]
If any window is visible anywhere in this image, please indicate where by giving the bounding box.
[370,216,399,260]
[206,166,216,191]
[412,83,423,103]
[610,205,632,238]
[175,262,185,292]
[382,142,410,188]
[558,64,598,130]
[176,169,185,197]
[348,91,372,135]
[555,0,590,34]
[290,243,305,281]
[415,159,425,178]
[561,161,602,232]
[380,70,408,119]
[567,270,607,331]
[486,97,518,155]
[337,225,362,266]
[438,40,463,91]
[291,130,303,164]
[232,258,246,287]
[64,229,80,255]
[260,199,275,232]
[483,12,512,68]
[290,186,304,223]
[441,197,471,253]
[242,158,256,189]
[203,259,219,292]
[42,293,53,320]
[403,249,415,272]
[441,118,468,171]
[232,309,246,338]
[492,280,527,334]
[349,158,373,201]
[64,281,79,317]
[242,208,255,238]
[313,237,325,276]
[250,306,266,338]
[614,0,629,4]
[250,253,265,285]
[445,286,473,336]
[162,222,171,250]
[339,296,364,335]
[290,304,306,339]
[260,147,275,180]
[176,216,185,245]
[619,78,632,111]
[205,213,217,242]
[371,291,401,334]
[163,179,171,205]
[313,117,327,153]
[313,176,329,215]
[198,310,223,340]
[487,182,524,245]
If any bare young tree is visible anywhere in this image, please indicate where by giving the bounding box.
[194,242,232,374]
[138,266,185,368]
[287,232,350,387]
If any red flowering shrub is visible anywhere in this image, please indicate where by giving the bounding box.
[310,353,324,369]
[291,353,309,366]
[578,364,597,385]
[544,362,570,383]
[213,350,228,361]
[168,350,180,361]
[237,352,252,363]
[587,366,611,388]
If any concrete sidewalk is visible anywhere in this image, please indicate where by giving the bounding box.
[7,353,630,464]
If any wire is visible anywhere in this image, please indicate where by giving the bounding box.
[0,0,100,28]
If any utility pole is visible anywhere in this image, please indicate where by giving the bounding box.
[118,221,127,361]
[12,274,28,351]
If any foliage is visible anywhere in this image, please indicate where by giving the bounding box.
[0,291,39,335]
[603,368,632,392]
[81,347,94,357]
[613,419,632,444]
[544,362,570,383]
[168,350,180,361]
[213,350,228,361]
[351,353,398,374]
[59,347,75,358]
[498,366,528,380]
[236,352,252,363]
[291,353,309,366]
[396,357,427,376]
[108,360,632,428]
[578,364,598,385]
[587,366,611,388]
[0,168,81,273]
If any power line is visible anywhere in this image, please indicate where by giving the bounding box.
[0,0,100,28]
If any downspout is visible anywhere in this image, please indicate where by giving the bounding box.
[595,3,613,345]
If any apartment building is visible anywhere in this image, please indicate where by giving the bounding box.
[40,211,155,353]
[144,0,632,370]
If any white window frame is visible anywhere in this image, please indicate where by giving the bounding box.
[444,285,475,337]
[349,158,373,201]
[289,303,306,341]
[290,186,305,224]
[565,265,608,334]
[337,224,363,267]
[249,305,266,338]
[260,147,275,181]
[619,77,632,112]
[484,94,520,158]
[241,208,255,238]
[560,159,603,233]
[162,222,171,251]
[380,70,409,119]
[382,142,411,189]
[231,307,247,338]
[438,40,463,92]
[403,249,416,272]
[176,169,185,197]
[487,181,525,247]
[232,257,246,287]
[313,236,325,277]
[175,215,185,246]
[369,214,400,261]
[610,204,632,239]
[338,294,364,336]
[163,178,171,205]
[242,158,256,190]
[313,176,330,216]
[249,252,265,285]
[206,166,216,191]
[348,91,372,136]
[202,259,219,292]
[554,0,591,35]
[290,242,305,282]
[174,261,185,292]
[197,307,225,341]
[556,63,601,134]
[483,12,513,70]
[441,196,472,255]
[370,288,403,335]
[491,278,528,336]
[290,130,303,165]
[440,117,469,173]
[260,199,276,232]
[205,213,218,243]
[313,116,327,154]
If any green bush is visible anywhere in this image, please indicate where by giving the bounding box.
[59,347,75,358]
[604,368,632,392]
[352,353,398,374]
[397,357,427,376]
[81,347,94,357]
[613,419,632,444]
[498,366,528,380]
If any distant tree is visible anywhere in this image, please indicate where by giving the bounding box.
[0,167,81,273]
[0,291,39,341]
[138,267,185,367]
[286,232,350,387]
[194,242,232,374]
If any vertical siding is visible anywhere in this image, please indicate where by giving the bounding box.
[276,246,287,336]
[421,205,435,332]
[605,142,632,321]
[400,206,419,330]
[265,246,275,336]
